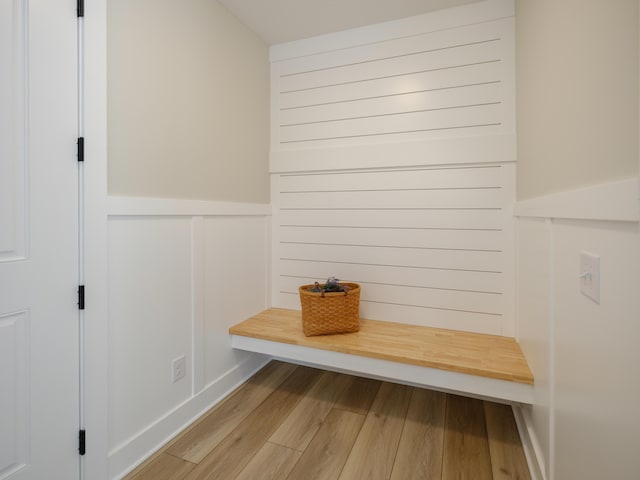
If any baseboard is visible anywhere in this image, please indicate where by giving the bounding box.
[512,405,546,480]
[108,353,270,480]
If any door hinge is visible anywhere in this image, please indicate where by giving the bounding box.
[77,0,84,18]
[77,137,84,162]
[79,429,86,456]
[78,285,85,310]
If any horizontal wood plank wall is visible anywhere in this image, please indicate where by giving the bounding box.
[270,1,516,336]
[273,166,513,334]
[270,2,515,170]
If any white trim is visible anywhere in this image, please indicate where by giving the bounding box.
[191,216,205,395]
[513,405,546,480]
[501,162,517,337]
[513,216,520,342]
[271,134,517,174]
[107,196,272,217]
[109,354,269,480]
[546,218,555,480]
[264,216,273,310]
[77,9,87,480]
[270,0,514,61]
[230,334,533,404]
[514,178,639,222]
[83,0,109,478]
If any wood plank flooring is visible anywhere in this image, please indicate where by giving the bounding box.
[125,361,530,480]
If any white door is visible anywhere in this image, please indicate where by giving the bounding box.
[0,1,80,479]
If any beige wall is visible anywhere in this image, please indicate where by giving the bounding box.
[516,0,639,200]
[108,0,270,203]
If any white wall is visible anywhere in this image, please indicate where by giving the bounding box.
[107,0,270,203]
[270,0,519,336]
[516,0,639,200]
[106,197,271,479]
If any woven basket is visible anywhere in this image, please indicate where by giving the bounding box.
[298,283,361,336]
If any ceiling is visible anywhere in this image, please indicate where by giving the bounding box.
[217,0,484,45]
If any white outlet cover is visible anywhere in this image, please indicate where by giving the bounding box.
[172,355,186,383]
[579,251,600,304]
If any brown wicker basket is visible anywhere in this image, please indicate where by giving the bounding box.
[298,282,361,336]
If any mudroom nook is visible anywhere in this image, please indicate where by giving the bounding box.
[104,0,640,478]
[2,0,637,479]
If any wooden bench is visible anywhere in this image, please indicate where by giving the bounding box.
[229,308,534,404]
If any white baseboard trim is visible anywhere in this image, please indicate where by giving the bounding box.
[108,353,271,480]
[514,178,639,222]
[512,405,546,480]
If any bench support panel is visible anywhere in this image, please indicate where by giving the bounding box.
[230,334,534,405]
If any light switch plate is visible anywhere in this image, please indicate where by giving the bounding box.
[580,251,600,304]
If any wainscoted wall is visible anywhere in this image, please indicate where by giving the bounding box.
[270,0,517,336]
[106,197,271,479]
[515,179,640,480]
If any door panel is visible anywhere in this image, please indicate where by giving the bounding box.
[0,312,28,476]
[0,1,79,479]
[0,0,26,261]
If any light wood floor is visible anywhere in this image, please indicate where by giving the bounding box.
[125,361,531,480]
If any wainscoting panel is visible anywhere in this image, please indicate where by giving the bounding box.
[108,216,195,452]
[107,198,271,479]
[202,216,269,386]
[516,217,551,480]
[515,179,640,480]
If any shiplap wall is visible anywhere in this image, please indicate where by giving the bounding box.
[270,0,516,336]
[275,26,506,148]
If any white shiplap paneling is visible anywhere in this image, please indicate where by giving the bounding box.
[270,3,516,336]
[273,164,511,335]
[271,15,514,157]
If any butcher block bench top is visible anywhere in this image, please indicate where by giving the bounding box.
[229,308,533,385]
